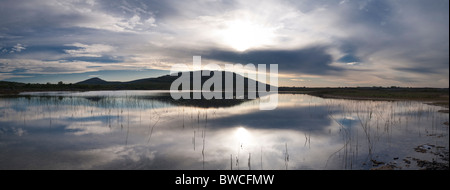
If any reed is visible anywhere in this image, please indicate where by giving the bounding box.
[248,153,251,170]
[260,147,263,170]
[230,154,233,170]
[284,143,289,170]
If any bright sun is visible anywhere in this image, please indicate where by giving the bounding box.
[220,20,277,52]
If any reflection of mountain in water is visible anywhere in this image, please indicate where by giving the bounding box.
[84,96,104,102]
[77,93,256,108]
[141,95,249,108]
[134,93,258,108]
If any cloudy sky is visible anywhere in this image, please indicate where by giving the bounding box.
[0,0,448,87]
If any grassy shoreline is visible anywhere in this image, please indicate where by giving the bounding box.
[280,87,449,109]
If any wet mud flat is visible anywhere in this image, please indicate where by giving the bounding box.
[371,129,449,170]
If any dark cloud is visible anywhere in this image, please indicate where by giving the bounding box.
[375,74,421,84]
[64,56,124,64]
[342,0,394,27]
[394,67,442,75]
[202,47,343,75]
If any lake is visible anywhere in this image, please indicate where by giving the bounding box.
[0,91,448,170]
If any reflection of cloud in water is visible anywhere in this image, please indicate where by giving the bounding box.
[208,106,335,132]
[0,126,27,137]
[336,116,358,128]
[66,121,113,136]
[77,145,157,169]
[14,128,26,136]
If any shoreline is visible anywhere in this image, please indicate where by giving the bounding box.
[3,88,449,110]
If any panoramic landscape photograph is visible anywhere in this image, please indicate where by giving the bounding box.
[0,0,448,173]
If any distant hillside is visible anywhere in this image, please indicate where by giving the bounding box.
[75,70,273,91]
[1,75,448,110]
[0,70,278,95]
[77,77,111,85]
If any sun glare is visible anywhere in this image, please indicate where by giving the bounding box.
[235,127,251,144]
[220,20,276,52]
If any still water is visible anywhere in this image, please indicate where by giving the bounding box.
[0,91,448,170]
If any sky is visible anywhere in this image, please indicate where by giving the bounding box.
[0,0,448,87]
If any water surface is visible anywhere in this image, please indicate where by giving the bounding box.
[0,91,448,169]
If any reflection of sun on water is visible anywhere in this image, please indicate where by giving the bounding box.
[234,127,252,145]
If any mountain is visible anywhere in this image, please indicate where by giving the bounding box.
[76,77,111,85]
[75,70,273,91]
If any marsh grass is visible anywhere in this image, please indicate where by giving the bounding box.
[284,143,289,170]
[248,153,251,170]
[322,98,449,169]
